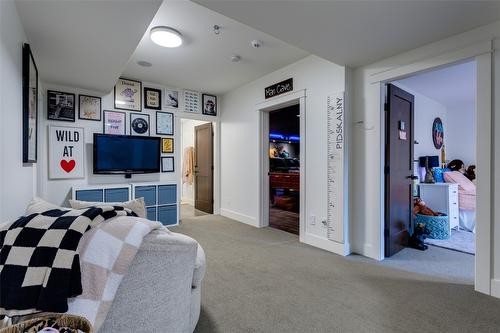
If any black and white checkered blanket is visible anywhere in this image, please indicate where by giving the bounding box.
[0,206,136,317]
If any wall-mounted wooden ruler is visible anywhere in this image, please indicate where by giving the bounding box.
[327,92,345,243]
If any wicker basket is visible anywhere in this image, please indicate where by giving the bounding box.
[415,213,450,240]
[0,313,92,333]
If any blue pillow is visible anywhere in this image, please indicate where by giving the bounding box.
[433,168,450,183]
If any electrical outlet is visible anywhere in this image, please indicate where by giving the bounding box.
[309,215,316,226]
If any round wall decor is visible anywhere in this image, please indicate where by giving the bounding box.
[432,117,444,149]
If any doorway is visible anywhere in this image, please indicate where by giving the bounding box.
[180,118,214,219]
[383,60,478,282]
[268,105,300,235]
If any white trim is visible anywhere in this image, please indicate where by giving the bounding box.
[302,233,349,255]
[491,279,500,298]
[176,114,221,215]
[256,89,306,111]
[375,45,492,294]
[256,90,306,240]
[369,40,493,83]
[220,208,258,227]
[475,52,492,295]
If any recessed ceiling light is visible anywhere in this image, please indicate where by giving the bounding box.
[231,55,241,63]
[150,26,183,48]
[137,60,152,67]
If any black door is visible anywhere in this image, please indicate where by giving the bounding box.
[385,84,415,257]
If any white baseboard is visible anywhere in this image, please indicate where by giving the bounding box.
[220,208,258,227]
[301,233,348,256]
[490,279,500,299]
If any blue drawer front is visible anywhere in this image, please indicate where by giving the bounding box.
[157,205,177,225]
[75,189,103,202]
[104,188,129,202]
[158,185,177,205]
[146,207,157,221]
[135,186,157,206]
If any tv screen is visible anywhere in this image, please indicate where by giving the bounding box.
[93,134,160,174]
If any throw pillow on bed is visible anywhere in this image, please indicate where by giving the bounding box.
[25,197,68,214]
[69,197,146,218]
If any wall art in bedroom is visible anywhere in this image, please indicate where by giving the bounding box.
[79,94,101,121]
[130,113,150,136]
[114,77,142,111]
[103,110,126,135]
[144,87,162,110]
[184,90,200,113]
[165,88,179,109]
[48,126,85,179]
[156,111,174,135]
[47,90,75,122]
[22,43,38,163]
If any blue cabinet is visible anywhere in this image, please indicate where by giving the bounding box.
[132,183,178,226]
[75,189,103,202]
[73,182,178,226]
[134,186,157,206]
[105,188,130,202]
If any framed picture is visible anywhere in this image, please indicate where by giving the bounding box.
[48,126,85,179]
[114,77,142,111]
[78,94,101,121]
[103,110,126,135]
[162,137,174,153]
[144,87,162,110]
[22,43,38,163]
[130,112,150,136]
[156,111,174,135]
[47,90,75,122]
[184,90,200,113]
[202,94,217,116]
[161,156,174,172]
[165,88,179,109]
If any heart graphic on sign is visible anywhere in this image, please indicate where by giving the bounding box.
[60,159,76,173]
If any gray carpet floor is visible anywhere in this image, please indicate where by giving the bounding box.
[171,213,500,333]
[425,229,476,254]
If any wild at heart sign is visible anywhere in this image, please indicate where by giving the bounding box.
[49,126,85,179]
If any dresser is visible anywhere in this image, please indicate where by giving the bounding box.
[418,183,459,231]
[72,182,178,226]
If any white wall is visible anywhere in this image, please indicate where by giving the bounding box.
[37,82,219,206]
[446,102,476,166]
[393,82,448,167]
[180,118,207,205]
[220,55,346,253]
[0,1,38,222]
[351,20,500,297]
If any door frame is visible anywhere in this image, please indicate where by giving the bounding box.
[176,113,221,215]
[373,40,492,294]
[257,90,306,240]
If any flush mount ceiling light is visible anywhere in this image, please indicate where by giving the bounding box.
[150,26,183,48]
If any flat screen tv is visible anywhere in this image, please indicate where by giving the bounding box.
[93,134,160,175]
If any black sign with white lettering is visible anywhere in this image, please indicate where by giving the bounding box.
[264,78,293,99]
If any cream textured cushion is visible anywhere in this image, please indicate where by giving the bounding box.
[26,197,67,214]
[69,197,147,218]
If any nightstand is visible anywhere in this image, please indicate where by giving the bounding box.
[418,183,459,232]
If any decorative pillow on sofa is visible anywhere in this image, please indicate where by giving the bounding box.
[69,197,146,218]
[26,197,68,214]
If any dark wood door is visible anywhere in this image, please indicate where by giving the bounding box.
[194,123,213,214]
[385,84,414,257]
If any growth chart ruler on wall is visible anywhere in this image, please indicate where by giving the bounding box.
[326,92,345,243]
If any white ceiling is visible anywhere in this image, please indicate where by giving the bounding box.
[15,0,162,93]
[121,0,309,95]
[395,60,476,110]
[194,0,500,67]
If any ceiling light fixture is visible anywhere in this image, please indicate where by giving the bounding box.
[150,26,183,48]
[231,55,241,63]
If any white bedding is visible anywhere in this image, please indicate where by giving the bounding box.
[459,209,476,233]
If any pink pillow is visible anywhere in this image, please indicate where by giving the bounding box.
[444,171,476,194]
